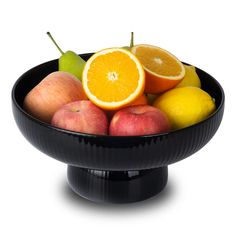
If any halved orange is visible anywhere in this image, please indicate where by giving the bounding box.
[82,48,145,110]
[131,44,185,94]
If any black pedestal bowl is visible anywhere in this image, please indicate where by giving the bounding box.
[12,53,225,203]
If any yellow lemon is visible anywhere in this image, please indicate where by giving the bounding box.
[176,65,201,88]
[153,87,216,130]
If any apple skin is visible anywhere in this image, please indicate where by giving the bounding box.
[51,100,108,135]
[23,71,87,123]
[109,105,171,136]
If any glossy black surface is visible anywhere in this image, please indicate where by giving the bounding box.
[67,166,168,203]
[12,53,225,203]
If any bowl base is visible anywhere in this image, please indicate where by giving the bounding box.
[67,166,168,203]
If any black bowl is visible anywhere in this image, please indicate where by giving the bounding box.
[12,53,225,203]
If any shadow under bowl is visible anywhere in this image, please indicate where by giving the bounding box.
[12,53,225,203]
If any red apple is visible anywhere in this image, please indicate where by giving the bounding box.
[109,105,170,136]
[23,71,87,123]
[51,100,108,135]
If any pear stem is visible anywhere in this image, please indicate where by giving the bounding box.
[130,32,134,48]
[46,32,64,55]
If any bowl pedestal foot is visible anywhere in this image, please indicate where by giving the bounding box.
[67,165,168,203]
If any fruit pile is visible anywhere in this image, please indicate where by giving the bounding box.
[23,33,216,136]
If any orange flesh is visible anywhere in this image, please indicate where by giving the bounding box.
[87,51,140,102]
[134,47,182,76]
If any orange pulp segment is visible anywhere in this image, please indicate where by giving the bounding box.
[131,44,185,94]
[82,48,145,110]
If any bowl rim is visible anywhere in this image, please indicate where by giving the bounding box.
[12,57,225,139]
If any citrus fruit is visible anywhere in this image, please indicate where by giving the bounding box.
[82,48,145,110]
[105,94,148,120]
[129,93,148,106]
[131,44,185,94]
[153,87,216,130]
[176,65,201,88]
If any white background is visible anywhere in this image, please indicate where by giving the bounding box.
[1,0,235,235]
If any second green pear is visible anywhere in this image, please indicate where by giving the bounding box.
[47,32,85,81]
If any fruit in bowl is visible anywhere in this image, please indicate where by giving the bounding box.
[23,71,87,123]
[109,105,170,136]
[47,32,86,81]
[12,31,224,203]
[131,44,186,94]
[176,65,201,88]
[12,39,224,203]
[153,87,216,130]
[23,35,217,136]
[51,100,108,135]
[82,47,145,111]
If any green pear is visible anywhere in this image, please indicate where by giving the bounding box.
[47,32,85,81]
[122,32,134,50]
